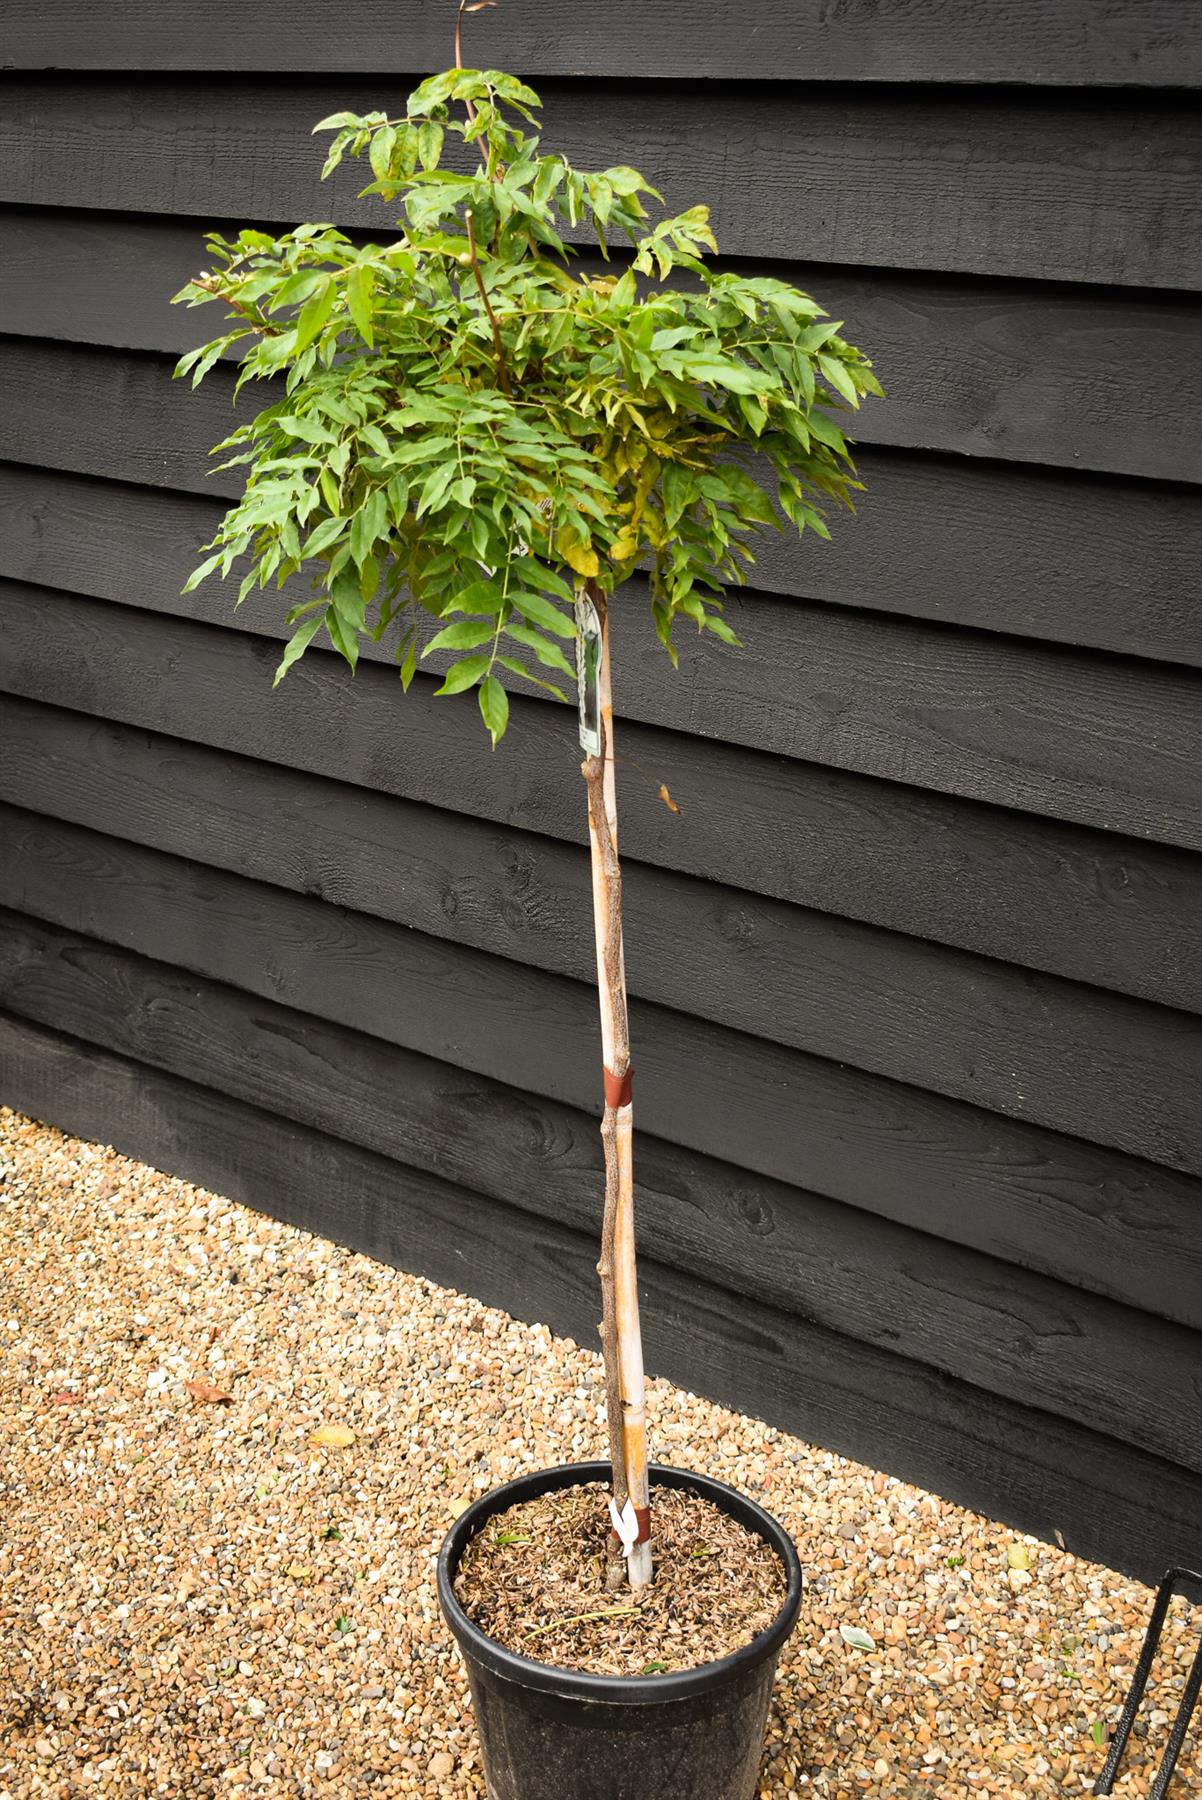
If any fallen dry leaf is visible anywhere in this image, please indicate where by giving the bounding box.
[184,1379,234,1405]
[285,1563,314,1582]
[310,1423,356,1449]
[658,783,681,815]
[50,1391,79,1406]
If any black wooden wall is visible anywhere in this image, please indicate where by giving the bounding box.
[2,3,1201,1583]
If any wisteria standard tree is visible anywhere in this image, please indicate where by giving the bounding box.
[174,33,879,1591]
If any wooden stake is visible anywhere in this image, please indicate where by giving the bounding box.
[581,580,652,1591]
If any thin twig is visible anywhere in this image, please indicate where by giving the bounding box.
[464,209,512,397]
[522,1605,641,1640]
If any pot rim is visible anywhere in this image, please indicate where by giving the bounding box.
[436,1460,803,1705]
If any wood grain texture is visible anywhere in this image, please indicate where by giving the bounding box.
[3,901,1201,1471]
[5,1010,1202,1586]
[6,696,1201,1023]
[7,361,1202,669]
[5,573,1202,873]
[3,80,1201,286]
[2,694,1202,1173]
[7,210,1200,483]
[4,806,1202,1310]
[7,1,1198,84]
[7,787,1202,1199]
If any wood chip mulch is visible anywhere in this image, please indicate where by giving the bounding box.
[2,1105,1201,1796]
[454,1482,786,1674]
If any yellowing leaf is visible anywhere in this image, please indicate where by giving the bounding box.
[310,1424,356,1449]
[1006,1543,1031,1571]
[285,1563,314,1581]
[557,530,599,578]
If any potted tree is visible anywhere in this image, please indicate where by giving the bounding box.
[173,12,879,1794]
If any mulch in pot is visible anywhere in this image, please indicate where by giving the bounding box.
[453,1481,786,1676]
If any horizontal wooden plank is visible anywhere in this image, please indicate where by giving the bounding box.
[6,695,1202,1026]
[6,562,1202,874]
[4,902,1201,1472]
[5,1010,1202,1586]
[6,718,1202,1180]
[6,494,1200,858]
[4,806,1202,1327]
[6,1,1198,85]
[3,81,1200,287]
[7,355,1202,669]
[7,210,1200,483]
[4,588,1202,1009]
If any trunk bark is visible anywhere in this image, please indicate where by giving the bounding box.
[581,580,652,1591]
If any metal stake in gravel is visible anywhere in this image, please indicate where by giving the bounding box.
[1093,1566,1202,1798]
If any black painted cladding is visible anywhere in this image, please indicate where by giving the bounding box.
[1,3,1200,1581]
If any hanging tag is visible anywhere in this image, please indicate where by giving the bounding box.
[575,590,602,758]
[607,1495,640,1559]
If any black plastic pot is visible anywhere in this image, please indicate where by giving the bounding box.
[437,1460,803,1800]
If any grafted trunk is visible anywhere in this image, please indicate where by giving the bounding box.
[581,580,652,1591]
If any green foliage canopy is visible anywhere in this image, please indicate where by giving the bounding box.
[174,66,881,744]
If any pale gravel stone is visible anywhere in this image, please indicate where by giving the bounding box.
[2,1105,1200,1797]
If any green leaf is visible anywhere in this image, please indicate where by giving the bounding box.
[818,351,859,407]
[295,277,336,354]
[435,655,491,696]
[278,415,337,446]
[512,558,575,604]
[273,613,324,686]
[1090,1721,1107,1748]
[511,590,576,637]
[808,410,849,454]
[684,355,774,396]
[303,516,346,558]
[368,124,397,183]
[325,605,360,672]
[417,122,444,171]
[182,552,224,595]
[423,619,496,656]
[505,621,574,676]
[350,489,388,567]
[415,462,457,517]
[346,264,376,346]
[478,675,509,746]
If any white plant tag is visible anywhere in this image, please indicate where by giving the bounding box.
[575,590,602,757]
[607,1495,640,1559]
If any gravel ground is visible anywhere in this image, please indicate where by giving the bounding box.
[2,1104,1200,1799]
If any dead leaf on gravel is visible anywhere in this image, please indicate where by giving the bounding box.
[184,1379,234,1405]
[1007,1543,1032,1571]
[310,1423,356,1448]
[50,1391,79,1406]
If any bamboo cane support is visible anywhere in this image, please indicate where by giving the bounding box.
[582,582,652,1591]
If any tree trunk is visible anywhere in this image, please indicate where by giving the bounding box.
[581,581,653,1591]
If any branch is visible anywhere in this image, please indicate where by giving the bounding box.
[464,209,512,397]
